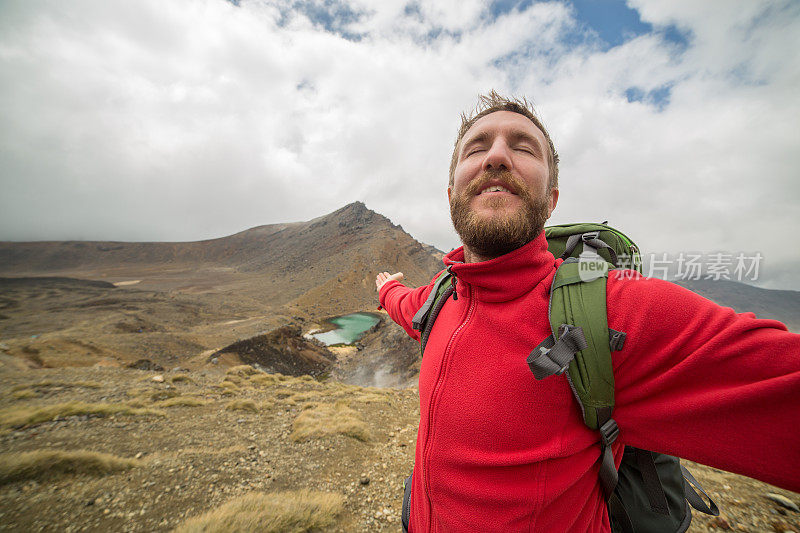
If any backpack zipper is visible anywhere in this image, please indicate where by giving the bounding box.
[447,265,458,300]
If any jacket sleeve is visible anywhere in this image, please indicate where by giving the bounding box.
[606,273,800,492]
[378,278,436,343]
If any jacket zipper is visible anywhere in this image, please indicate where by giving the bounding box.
[422,282,476,532]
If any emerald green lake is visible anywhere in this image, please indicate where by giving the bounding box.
[311,313,380,345]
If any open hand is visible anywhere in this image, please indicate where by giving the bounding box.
[376,271,404,291]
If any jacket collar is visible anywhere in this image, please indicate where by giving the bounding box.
[443,231,557,303]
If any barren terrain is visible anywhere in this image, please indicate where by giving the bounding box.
[0,365,419,532]
[0,365,798,532]
[1,203,798,532]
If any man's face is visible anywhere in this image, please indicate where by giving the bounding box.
[449,110,559,259]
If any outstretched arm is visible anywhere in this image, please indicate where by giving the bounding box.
[607,275,800,492]
[377,270,441,342]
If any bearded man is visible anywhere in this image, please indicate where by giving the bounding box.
[375,92,800,532]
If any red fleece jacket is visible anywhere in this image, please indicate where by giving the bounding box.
[379,231,800,533]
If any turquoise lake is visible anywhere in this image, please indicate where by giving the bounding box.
[311,313,380,345]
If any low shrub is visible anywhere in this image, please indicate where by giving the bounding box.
[0,449,140,485]
[0,402,164,429]
[249,374,278,386]
[174,490,344,533]
[291,403,370,442]
[10,389,38,400]
[11,381,101,392]
[226,365,260,377]
[155,397,208,408]
[225,400,258,412]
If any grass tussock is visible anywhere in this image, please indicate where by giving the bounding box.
[249,373,278,386]
[291,403,370,442]
[127,387,180,402]
[0,402,165,429]
[11,389,39,400]
[170,374,193,384]
[226,365,261,377]
[174,489,344,533]
[329,382,360,394]
[155,397,209,408]
[10,381,102,392]
[222,374,242,385]
[0,449,140,485]
[219,382,240,396]
[349,392,391,404]
[225,399,259,412]
[290,391,322,404]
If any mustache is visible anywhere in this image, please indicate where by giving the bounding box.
[463,170,527,197]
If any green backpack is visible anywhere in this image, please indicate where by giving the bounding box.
[407,222,719,533]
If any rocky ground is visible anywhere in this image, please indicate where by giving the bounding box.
[0,365,797,532]
[0,365,418,532]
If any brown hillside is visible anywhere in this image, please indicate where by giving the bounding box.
[0,203,440,375]
[0,202,442,318]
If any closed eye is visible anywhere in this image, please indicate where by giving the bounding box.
[515,147,534,154]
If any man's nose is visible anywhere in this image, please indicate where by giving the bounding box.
[481,139,512,172]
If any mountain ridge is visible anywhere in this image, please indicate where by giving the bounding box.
[0,202,442,274]
[0,202,444,317]
[0,202,440,371]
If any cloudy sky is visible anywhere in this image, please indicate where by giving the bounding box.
[1,0,798,289]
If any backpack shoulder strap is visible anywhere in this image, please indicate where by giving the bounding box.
[528,249,718,530]
[528,257,623,500]
[411,270,454,357]
[529,258,617,427]
[550,259,616,429]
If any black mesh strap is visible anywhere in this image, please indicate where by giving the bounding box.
[607,492,634,533]
[560,231,619,266]
[412,273,451,331]
[560,234,582,260]
[635,448,670,515]
[598,414,620,499]
[401,473,413,532]
[681,464,720,516]
[582,232,619,266]
[419,286,453,356]
[527,325,588,380]
[597,408,630,532]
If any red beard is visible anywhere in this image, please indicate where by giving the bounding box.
[450,169,550,259]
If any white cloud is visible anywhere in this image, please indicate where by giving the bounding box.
[0,0,798,288]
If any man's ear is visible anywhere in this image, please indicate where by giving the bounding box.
[547,188,559,218]
[447,186,452,203]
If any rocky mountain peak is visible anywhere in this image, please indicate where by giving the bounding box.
[318,201,394,233]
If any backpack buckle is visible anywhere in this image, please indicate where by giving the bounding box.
[528,325,588,380]
[556,324,578,367]
[582,231,600,242]
[600,418,620,447]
